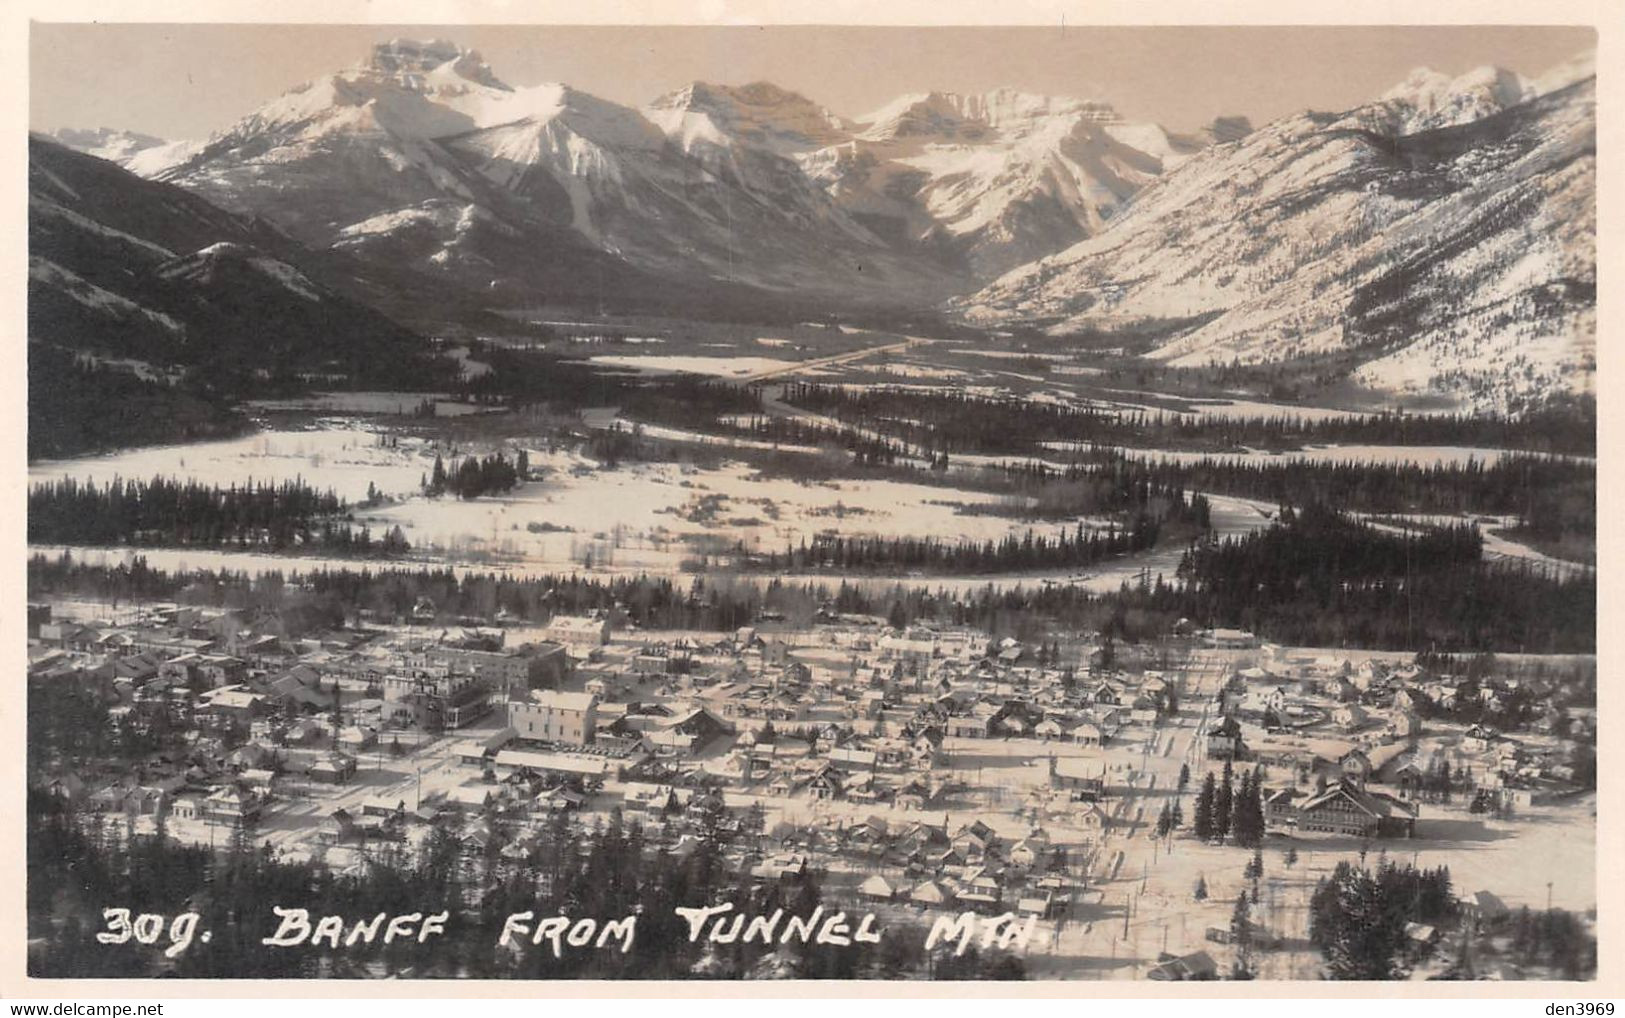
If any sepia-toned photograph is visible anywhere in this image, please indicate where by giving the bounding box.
[17,12,1599,988]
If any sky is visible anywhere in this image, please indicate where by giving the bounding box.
[30,23,1596,140]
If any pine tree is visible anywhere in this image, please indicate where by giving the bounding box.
[1194,875,1208,901]
[1216,760,1235,840]
[1230,892,1256,979]
[1195,773,1217,840]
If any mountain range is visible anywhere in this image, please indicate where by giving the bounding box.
[41,39,1596,411]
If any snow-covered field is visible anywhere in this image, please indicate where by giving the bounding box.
[368,445,1104,571]
[587,354,800,377]
[28,422,436,501]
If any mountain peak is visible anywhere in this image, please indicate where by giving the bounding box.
[1362,62,1533,135]
[364,38,510,92]
[49,126,167,164]
[857,89,1120,142]
[646,80,849,155]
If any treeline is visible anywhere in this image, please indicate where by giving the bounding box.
[28,345,254,461]
[424,450,526,499]
[26,496,1594,654]
[752,491,1210,575]
[618,377,764,431]
[627,391,1592,549]
[779,383,1597,456]
[25,792,1023,980]
[1145,454,1593,544]
[1169,504,1591,652]
[1179,503,1483,593]
[26,475,409,554]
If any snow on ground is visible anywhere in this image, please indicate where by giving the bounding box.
[587,354,800,377]
[248,391,464,414]
[1038,442,1567,469]
[28,422,434,501]
[367,446,1100,571]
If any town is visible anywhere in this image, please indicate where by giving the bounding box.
[26,583,1597,980]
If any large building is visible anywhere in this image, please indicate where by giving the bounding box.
[427,643,570,699]
[547,615,611,648]
[509,690,600,747]
[1291,779,1419,838]
[382,672,491,730]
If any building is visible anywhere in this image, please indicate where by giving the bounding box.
[547,615,611,647]
[509,690,599,747]
[1147,950,1219,981]
[1199,628,1259,649]
[1295,779,1419,838]
[1206,715,1246,760]
[428,643,570,699]
[1050,756,1108,801]
[382,672,492,730]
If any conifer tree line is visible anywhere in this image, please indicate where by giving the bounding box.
[1170,503,1591,651]
[753,492,1208,575]
[26,475,407,554]
[639,395,1591,547]
[777,383,1595,457]
[423,449,526,500]
[26,519,1593,654]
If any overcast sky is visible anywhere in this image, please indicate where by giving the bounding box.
[30,23,1595,140]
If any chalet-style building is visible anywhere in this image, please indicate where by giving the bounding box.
[1294,779,1419,838]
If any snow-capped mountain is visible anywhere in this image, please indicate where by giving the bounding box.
[48,126,167,165]
[646,81,852,158]
[795,89,1241,278]
[957,56,1595,412]
[86,40,1231,311]
[134,40,957,307]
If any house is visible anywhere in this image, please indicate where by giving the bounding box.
[308,754,358,784]
[1462,890,1511,924]
[1050,756,1107,801]
[1017,890,1059,918]
[1008,837,1048,869]
[806,764,844,800]
[547,615,610,647]
[947,705,997,739]
[952,819,1000,859]
[910,881,950,906]
[1071,721,1108,747]
[1295,779,1419,838]
[202,785,260,827]
[911,728,946,768]
[1206,715,1245,761]
[1147,950,1219,981]
[1463,724,1502,754]
[1332,703,1370,731]
[858,874,899,901]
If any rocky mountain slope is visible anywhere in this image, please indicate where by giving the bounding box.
[958,57,1595,412]
[28,135,442,386]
